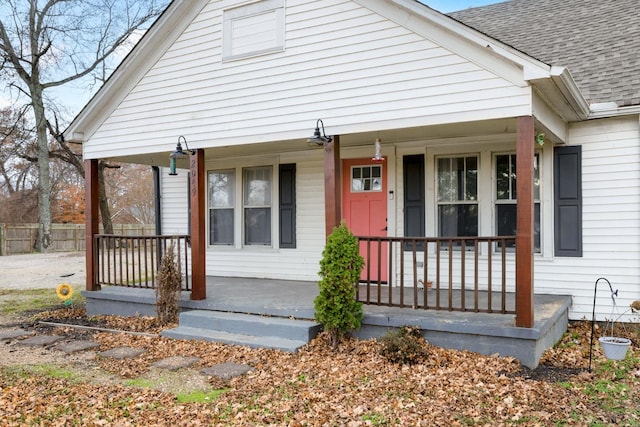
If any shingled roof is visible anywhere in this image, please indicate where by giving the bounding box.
[448,0,640,107]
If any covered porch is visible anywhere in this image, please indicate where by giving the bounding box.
[83,276,571,369]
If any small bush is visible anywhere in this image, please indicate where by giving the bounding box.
[314,222,365,348]
[378,326,428,365]
[156,242,181,325]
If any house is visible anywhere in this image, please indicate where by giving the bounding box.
[64,0,639,365]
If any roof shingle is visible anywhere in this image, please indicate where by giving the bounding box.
[448,0,640,106]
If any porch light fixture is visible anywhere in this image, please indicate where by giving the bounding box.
[169,135,194,176]
[307,119,332,146]
[372,138,384,163]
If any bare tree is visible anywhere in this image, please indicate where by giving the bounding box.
[0,0,167,251]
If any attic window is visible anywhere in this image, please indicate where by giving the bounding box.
[223,0,285,60]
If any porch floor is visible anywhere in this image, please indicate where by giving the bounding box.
[83,276,572,369]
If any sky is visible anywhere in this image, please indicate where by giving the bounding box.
[422,0,503,12]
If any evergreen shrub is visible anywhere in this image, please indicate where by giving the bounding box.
[314,221,365,348]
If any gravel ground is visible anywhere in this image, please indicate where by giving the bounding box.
[0,252,86,290]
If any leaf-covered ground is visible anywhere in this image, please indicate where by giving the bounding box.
[1,308,639,426]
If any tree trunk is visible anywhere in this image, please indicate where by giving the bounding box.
[98,163,114,235]
[32,89,52,252]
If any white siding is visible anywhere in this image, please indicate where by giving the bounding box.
[83,0,530,159]
[160,168,189,235]
[535,116,640,321]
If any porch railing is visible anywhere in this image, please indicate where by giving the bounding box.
[356,236,516,314]
[94,234,191,291]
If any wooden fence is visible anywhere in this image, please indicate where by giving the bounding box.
[0,223,155,256]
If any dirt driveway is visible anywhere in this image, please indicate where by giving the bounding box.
[0,252,86,290]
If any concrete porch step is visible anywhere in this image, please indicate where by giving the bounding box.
[161,310,322,352]
[162,326,309,352]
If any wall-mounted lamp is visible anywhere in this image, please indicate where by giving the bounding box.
[307,119,332,147]
[169,135,194,176]
[372,138,384,163]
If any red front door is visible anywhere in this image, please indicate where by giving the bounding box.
[342,158,388,282]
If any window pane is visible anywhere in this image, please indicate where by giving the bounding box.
[362,167,371,178]
[495,203,541,253]
[438,204,478,237]
[465,157,478,201]
[210,209,234,245]
[496,204,517,247]
[452,158,463,201]
[372,177,381,191]
[245,207,271,245]
[244,166,272,206]
[533,154,540,200]
[372,166,381,178]
[209,170,235,208]
[437,158,451,202]
[353,168,361,179]
[438,156,477,202]
[511,155,517,200]
[496,155,510,200]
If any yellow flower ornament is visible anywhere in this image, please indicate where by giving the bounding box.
[56,283,74,302]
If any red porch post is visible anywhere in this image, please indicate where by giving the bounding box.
[515,116,535,327]
[190,149,206,300]
[324,135,341,237]
[84,159,99,291]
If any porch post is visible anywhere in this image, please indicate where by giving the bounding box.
[189,149,206,300]
[515,116,535,327]
[84,159,99,291]
[324,135,341,237]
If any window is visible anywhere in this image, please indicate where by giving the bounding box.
[209,164,295,249]
[351,165,382,192]
[437,156,478,240]
[495,153,541,252]
[243,166,272,245]
[208,170,235,245]
[222,0,285,60]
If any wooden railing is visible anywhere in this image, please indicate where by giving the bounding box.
[356,236,517,314]
[94,234,191,291]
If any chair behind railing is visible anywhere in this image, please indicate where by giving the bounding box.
[356,236,516,314]
[94,234,191,291]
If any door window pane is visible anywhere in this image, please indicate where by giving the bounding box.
[351,165,383,193]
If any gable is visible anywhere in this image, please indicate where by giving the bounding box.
[77,0,537,160]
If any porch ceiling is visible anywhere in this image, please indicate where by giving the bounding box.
[99,117,555,168]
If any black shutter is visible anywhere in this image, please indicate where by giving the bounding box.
[404,155,425,249]
[279,164,296,248]
[554,146,582,257]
